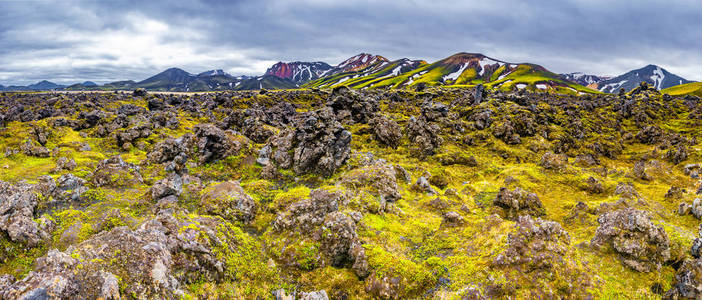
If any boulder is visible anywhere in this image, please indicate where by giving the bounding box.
[493,215,570,270]
[470,109,493,130]
[591,208,670,272]
[664,258,702,299]
[633,160,652,181]
[665,186,684,199]
[327,86,378,124]
[494,187,545,219]
[0,181,51,246]
[51,157,77,173]
[200,180,257,223]
[664,145,688,165]
[693,198,702,219]
[614,182,639,199]
[117,104,145,116]
[19,138,50,157]
[148,137,187,164]
[259,107,351,177]
[539,151,567,170]
[584,177,604,194]
[91,156,143,188]
[52,173,88,203]
[187,124,249,164]
[150,173,183,200]
[412,176,437,195]
[340,161,402,202]
[368,114,402,148]
[273,189,343,233]
[242,117,275,143]
[320,212,359,267]
[492,120,521,145]
[132,88,147,97]
[406,116,443,159]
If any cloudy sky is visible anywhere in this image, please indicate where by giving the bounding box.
[0,0,700,85]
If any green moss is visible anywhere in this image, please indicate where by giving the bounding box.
[270,185,311,211]
[212,221,278,297]
[365,244,439,297]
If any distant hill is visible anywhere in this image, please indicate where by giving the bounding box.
[0,80,65,91]
[236,75,298,90]
[596,65,693,93]
[137,68,197,90]
[560,73,610,88]
[104,80,137,90]
[135,68,239,91]
[27,80,64,90]
[65,81,99,90]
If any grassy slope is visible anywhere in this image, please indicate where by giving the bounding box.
[662,82,702,97]
[303,60,405,89]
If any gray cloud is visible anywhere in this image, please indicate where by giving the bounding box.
[0,0,700,85]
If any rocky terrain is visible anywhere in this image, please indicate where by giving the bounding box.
[0,83,700,299]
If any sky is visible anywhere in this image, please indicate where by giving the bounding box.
[0,0,700,85]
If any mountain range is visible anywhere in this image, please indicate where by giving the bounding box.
[0,53,696,94]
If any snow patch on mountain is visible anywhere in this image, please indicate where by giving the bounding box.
[445,63,470,81]
[651,66,664,90]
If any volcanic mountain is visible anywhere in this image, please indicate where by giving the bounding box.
[137,68,197,90]
[596,65,693,93]
[265,62,332,84]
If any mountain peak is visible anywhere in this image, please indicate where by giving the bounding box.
[162,67,191,75]
[596,64,692,92]
[560,72,611,87]
[197,69,230,77]
[336,53,389,72]
[27,80,63,90]
[447,52,487,59]
[264,61,333,84]
[442,52,498,66]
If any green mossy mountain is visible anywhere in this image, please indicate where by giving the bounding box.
[304,53,600,94]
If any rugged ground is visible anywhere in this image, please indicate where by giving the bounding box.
[0,83,701,299]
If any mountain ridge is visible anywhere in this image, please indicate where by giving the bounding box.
[304,52,599,94]
[0,55,696,93]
